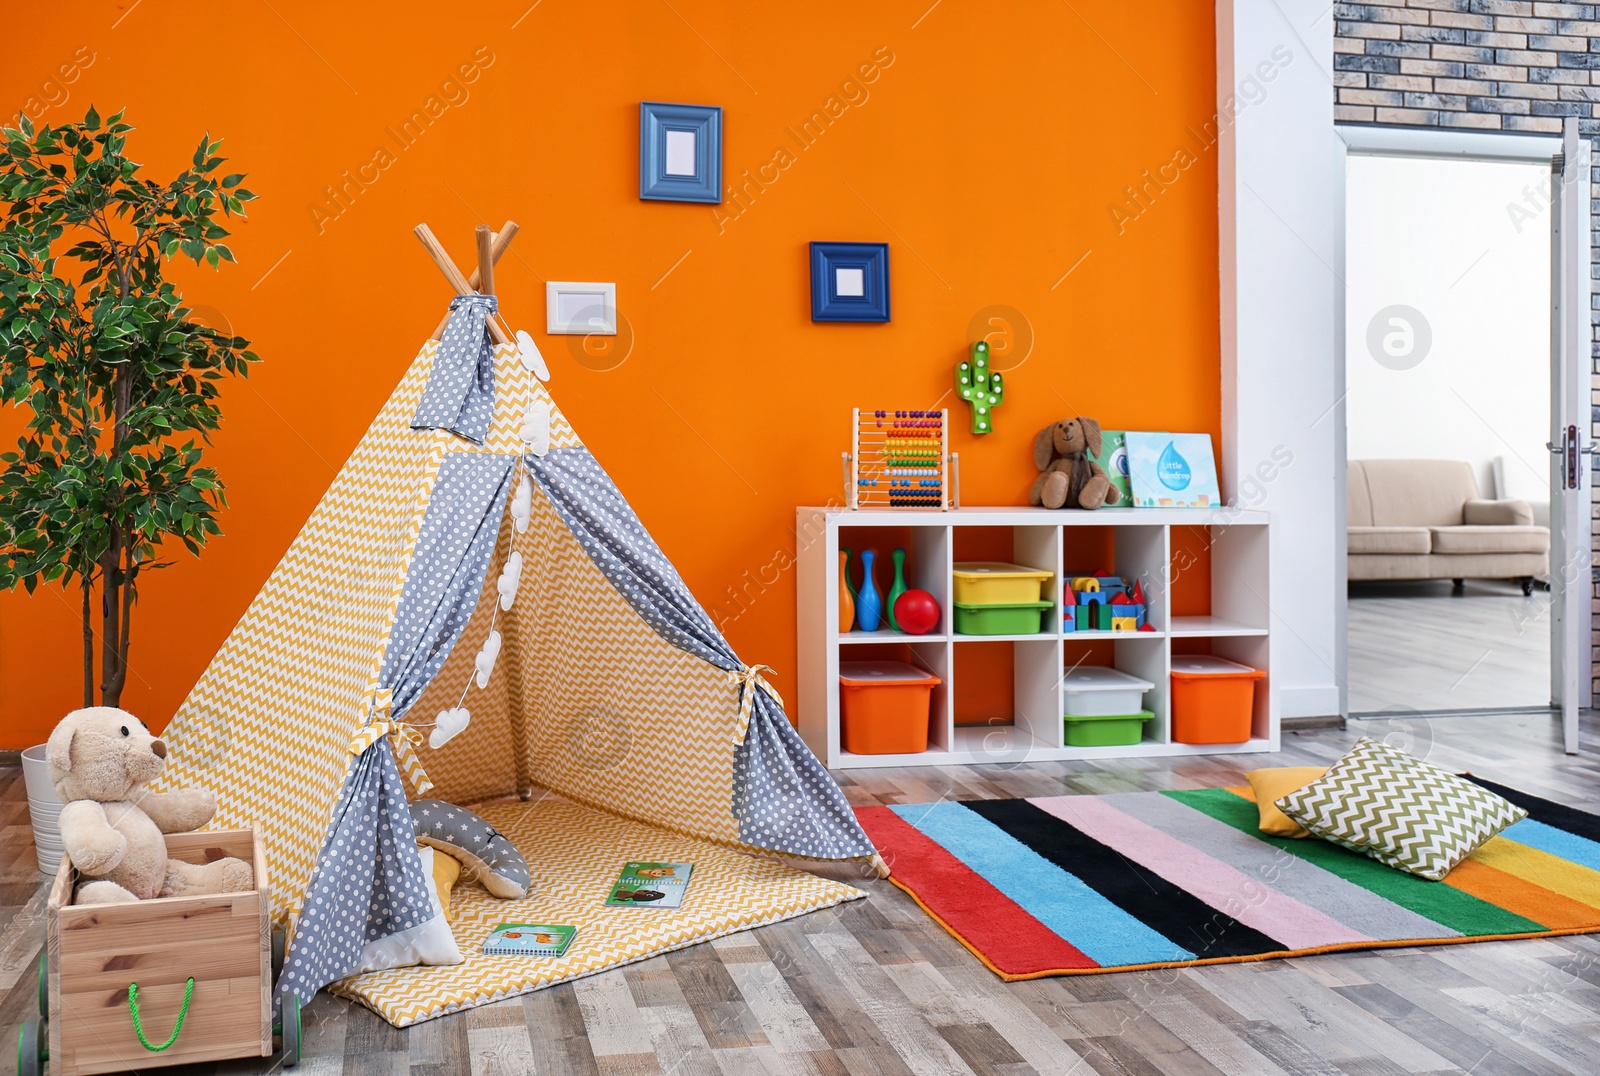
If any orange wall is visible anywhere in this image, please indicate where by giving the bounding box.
[0,2,1219,749]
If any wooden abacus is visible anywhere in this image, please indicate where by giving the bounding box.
[843,408,958,510]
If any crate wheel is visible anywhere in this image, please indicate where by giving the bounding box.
[281,995,301,1067]
[271,927,286,977]
[36,951,46,1018]
[17,1018,45,1076]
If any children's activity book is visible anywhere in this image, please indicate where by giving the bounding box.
[605,861,693,909]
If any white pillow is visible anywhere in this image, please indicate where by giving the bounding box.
[351,846,463,973]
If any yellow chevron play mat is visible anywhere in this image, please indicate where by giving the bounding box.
[334,796,863,1026]
[154,224,877,1028]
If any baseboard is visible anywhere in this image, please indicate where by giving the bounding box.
[0,750,21,767]
[1283,715,1346,731]
[1279,684,1342,720]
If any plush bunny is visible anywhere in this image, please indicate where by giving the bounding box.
[1029,417,1120,510]
[47,707,253,904]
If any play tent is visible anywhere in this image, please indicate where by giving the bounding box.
[156,224,873,1026]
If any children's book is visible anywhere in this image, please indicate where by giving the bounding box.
[1125,432,1221,508]
[605,861,693,909]
[480,922,577,957]
[1087,429,1132,505]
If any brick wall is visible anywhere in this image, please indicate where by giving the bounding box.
[1333,1,1600,704]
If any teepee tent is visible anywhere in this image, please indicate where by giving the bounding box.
[156,223,873,1028]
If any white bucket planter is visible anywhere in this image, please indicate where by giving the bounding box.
[21,745,64,881]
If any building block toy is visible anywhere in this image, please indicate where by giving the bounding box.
[1067,573,1153,632]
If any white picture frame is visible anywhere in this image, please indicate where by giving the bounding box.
[545,282,617,335]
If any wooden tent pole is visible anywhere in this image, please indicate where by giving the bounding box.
[415,222,514,345]
[427,221,519,340]
[475,224,495,296]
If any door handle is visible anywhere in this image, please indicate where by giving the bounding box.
[1546,426,1595,489]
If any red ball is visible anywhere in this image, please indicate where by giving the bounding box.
[894,589,941,635]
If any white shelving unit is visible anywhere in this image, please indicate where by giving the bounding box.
[796,506,1274,769]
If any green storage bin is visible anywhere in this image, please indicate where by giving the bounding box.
[1063,709,1153,747]
[952,600,1053,635]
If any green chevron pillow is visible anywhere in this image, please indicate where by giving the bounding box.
[1275,737,1526,881]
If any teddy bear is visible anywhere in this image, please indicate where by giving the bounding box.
[47,706,253,904]
[1029,416,1121,510]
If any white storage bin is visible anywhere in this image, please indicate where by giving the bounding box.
[1062,666,1156,716]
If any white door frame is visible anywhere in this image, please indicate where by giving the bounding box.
[1334,122,1590,746]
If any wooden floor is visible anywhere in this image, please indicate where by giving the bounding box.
[1347,579,1551,714]
[7,713,1600,1075]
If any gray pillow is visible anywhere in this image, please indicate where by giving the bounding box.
[409,799,531,899]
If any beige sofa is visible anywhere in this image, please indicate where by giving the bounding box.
[1348,459,1548,593]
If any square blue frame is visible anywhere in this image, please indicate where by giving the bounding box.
[810,242,890,322]
[639,102,722,203]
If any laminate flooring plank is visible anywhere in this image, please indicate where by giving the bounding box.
[575,970,658,1058]
[668,945,771,1049]
[723,959,833,1055]
[1329,983,1549,1076]
[932,1023,1034,1076]
[1184,964,1455,1072]
[409,1003,469,1065]
[523,986,604,1076]
[637,998,722,1076]
[1347,581,1549,713]
[805,931,979,1076]
[1140,993,1286,1076]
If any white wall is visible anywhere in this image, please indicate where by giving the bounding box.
[1345,155,1551,507]
[1218,0,1345,718]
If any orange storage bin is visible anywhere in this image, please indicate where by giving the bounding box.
[839,661,941,754]
[1170,656,1264,744]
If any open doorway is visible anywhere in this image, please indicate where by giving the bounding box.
[1343,149,1553,716]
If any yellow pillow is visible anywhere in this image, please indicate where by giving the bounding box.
[1245,767,1327,838]
[425,843,462,921]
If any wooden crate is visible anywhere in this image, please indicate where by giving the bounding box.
[46,827,272,1076]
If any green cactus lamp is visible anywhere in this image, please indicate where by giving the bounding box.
[955,341,1004,434]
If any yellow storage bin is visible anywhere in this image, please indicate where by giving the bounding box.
[951,562,1055,604]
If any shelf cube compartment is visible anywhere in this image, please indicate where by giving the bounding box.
[836,524,949,637]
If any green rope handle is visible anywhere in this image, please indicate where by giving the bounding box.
[127,978,195,1052]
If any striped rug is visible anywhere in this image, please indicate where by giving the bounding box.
[856,777,1600,980]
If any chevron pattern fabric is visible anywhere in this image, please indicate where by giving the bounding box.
[159,325,869,945]
[333,796,865,1026]
[1275,737,1527,881]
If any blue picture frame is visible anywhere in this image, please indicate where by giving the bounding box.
[810,242,890,322]
[639,102,722,203]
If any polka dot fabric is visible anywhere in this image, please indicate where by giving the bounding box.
[379,453,515,720]
[411,798,531,897]
[524,447,874,860]
[411,294,498,445]
[275,738,433,1018]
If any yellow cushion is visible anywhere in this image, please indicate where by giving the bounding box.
[1245,767,1327,838]
[427,843,462,921]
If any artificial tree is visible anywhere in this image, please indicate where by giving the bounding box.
[0,107,258,708]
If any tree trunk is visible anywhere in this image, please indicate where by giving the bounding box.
[80,572,94,709]
[99,535,120,706]
[113,558,134,706]
[99,365,134,708]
